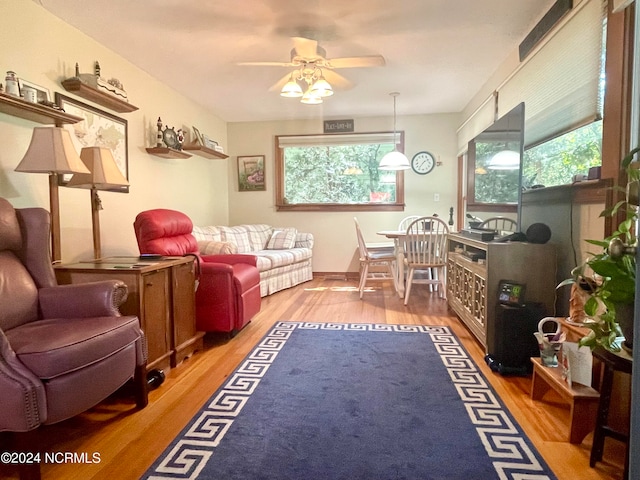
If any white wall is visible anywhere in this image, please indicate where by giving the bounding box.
[0,1,229,262]
[227,114,460,273]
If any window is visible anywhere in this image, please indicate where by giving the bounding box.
[275,133,405,212]
[522,120,602,188]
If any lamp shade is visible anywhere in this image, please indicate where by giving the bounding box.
[15,127,90,174]
[67,147,129,189]
[379,150,410,170]
[487,150,520,170]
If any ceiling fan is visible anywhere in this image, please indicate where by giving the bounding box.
[239,37,385,104]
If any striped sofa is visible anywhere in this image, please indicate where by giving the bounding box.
[192,224,314,297]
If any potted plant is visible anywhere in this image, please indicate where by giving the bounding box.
[557,147,640,352]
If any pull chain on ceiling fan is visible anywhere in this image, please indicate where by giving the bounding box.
[238,37,385,105]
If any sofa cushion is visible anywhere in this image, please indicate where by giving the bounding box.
[216,226,253,253]
[243,224,273,251]
[266,228,297,250]
[192,225,222,242]
[255,248,312,270]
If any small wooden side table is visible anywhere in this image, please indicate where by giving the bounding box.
[530,357,600,444]
[590,347,632,479]
[55,256,205,373]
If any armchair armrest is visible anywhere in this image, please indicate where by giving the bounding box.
[39,280,128,319]
[202,254,257,267]
[0,328,46,431]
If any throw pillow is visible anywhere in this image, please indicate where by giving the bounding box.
[198,240,238,255]
[266,228,297,250]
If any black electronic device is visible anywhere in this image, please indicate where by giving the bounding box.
[498,280,526,306]
[485,302,546,375]
[139,254,163,260]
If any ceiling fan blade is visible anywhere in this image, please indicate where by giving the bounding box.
[322,70,353,90]
[326,55,386,69]
[292,37,319,58]
[238,61,295,67]
[268,72,295,92]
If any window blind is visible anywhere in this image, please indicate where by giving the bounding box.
[497,0,606,147]
[277,132,400,148]
[456,93,496,155]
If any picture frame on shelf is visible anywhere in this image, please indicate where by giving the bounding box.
[18,79,51,103]
[55,93,129,192]
[191,126,203,146]
[201,134,218,150]
[238,155,265,192]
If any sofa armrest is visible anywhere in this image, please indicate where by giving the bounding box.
[295,232,314,249]
[39,280,128,319]
[202,254,257,267]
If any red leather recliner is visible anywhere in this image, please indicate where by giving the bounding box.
[133,209,261,334]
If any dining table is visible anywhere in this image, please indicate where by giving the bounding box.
[376,230,409,298]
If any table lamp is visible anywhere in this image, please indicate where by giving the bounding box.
[67,146,129,259]
[14,127,90,261]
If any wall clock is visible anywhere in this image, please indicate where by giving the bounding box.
[411,151,435,175]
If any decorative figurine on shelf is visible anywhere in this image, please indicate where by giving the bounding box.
[72,60,129,101]
[5,71,19,97]
[176,129,185,151]
[156,117,164,147]
[449,207,454,226]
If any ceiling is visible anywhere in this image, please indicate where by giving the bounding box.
[36,0,557,123]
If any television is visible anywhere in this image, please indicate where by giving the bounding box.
[466,103,525,232]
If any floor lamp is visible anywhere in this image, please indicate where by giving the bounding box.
[14,127,90,262]
[67,147,129,259]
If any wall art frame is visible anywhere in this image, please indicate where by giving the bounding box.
[237,155,265,192]
[18,79,51,103]
[55,92,129,192]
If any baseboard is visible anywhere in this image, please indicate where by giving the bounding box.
[313,272,359,281]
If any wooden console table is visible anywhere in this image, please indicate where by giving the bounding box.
[55,256,205,373]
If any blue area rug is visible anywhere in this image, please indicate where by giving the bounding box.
[143,322,557,480]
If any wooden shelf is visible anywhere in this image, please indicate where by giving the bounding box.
[61,78,139,113]
[182,144,228,159]
[146,147,192,159]
[0,92,83,125]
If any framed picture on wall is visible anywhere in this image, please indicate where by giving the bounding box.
[55,93,129,193]
[237,155,265,192]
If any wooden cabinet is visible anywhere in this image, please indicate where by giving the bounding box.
[446,233,556,347]
[55,256,204,372]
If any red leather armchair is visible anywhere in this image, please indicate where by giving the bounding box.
[133,209,261,334]
[0,198,147,479]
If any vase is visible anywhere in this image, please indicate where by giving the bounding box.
[615,302,634,352]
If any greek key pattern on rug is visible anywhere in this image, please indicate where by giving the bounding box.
[428,327,553,480]
[145,322,552,480]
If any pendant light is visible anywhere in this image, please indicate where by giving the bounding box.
[379,92,410,170]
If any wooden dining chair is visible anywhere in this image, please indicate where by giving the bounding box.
[402,216,449,305]
[398,215,422,231]
[354,217,398,298]
[479,216,517,232]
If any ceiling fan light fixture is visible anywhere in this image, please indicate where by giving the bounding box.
[310,75,333,97]
[300,89,323,105]
[280,75,303,97]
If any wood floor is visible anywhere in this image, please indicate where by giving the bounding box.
[0,277,626,480]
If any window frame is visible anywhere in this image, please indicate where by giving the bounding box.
[275,132,406,212]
